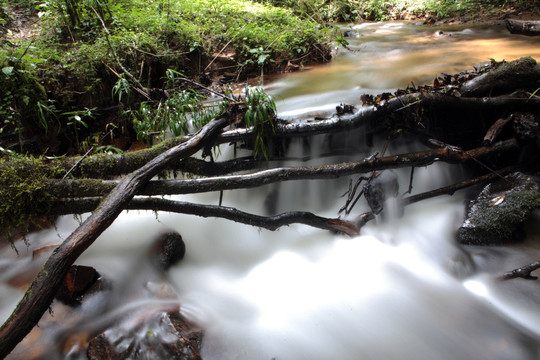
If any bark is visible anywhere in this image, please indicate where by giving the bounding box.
[0,116,230,359]
[458,57,540,97]
[501,262,540,280]
[45,138,519,200]
[506,19,540,36]
[49,198,360,236]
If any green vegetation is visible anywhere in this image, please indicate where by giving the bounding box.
[255,0,539,21]
[0,0,330,155]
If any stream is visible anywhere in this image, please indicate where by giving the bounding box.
[2,21,540,360]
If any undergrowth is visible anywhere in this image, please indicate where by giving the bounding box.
[254,0,539,21]
[0,0,330,155]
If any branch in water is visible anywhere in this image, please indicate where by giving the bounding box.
[51,197,360,236]
[500,262,540,280]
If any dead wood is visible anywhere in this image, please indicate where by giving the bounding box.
[0,116,230,359]
[458,57,540,97]
[49,198,360,236]
[500,261,540,280]
[52,93,540,179]
[483,115,514,145]
[506,19,540,36]
[44,138,519,200]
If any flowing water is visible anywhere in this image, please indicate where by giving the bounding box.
[3,21,540,360]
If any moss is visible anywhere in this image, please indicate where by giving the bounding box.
[458,173,540,245]
[0,156,66,239]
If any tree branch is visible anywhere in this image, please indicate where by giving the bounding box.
[49,197,360,236]
[47,139,519,199]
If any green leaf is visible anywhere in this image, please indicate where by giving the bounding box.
[2,67,14,76]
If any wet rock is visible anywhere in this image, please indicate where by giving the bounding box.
[87,311,203,360]
[149,231,186,272]
[457,172,540,245]
[363,171,399,215]
[56,265,102,306]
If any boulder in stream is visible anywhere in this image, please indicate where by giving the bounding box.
[149,230,186,272]
[457,172,540,245]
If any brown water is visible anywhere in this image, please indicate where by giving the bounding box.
[264,21,540,116]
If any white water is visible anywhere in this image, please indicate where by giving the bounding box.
[3,21,540,359]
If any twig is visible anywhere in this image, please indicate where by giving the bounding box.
[175,77,236,102]
[63,147,94,179]
[52,197,360,236]
[91,6,151,100]
[500,262,540,280]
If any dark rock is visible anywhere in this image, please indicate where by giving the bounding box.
[363,171,399,215]
[56,265,101,306]
[513,112,539,141]
[150,231,186,272]
[343,30,359,38]
[87,311,203,360]
[457,172,540,245]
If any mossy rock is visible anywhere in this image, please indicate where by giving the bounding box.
[457,172,540,245]
[0,156,66,239]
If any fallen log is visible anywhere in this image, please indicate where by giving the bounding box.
[0,116,230,359]
[52,93,540,179]
[506,19,540,36]
[45,138,520,199]
[458,57,540,97]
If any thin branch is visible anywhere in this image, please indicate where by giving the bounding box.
[51,197,360,236]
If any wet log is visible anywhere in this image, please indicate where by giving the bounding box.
[0,116,230,359]
[506,19,540,36]
[500,261,540,280]
[459,57,540,97]
[44,138,520,199]
[50,198,361,236]
[50,93,540,178]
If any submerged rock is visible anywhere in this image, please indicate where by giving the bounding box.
[457,172,540,245]
[149,231,186,272]
[87,311,203,360]
[363,170,399,215]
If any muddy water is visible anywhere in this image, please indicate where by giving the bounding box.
[265,21,540,116]
[2,21,540,360]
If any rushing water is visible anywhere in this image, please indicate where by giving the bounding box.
[2,21,540,360]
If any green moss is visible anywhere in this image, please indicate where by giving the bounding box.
[0,156,66,239]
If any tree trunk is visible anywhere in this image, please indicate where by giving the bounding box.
[506,19,540,36]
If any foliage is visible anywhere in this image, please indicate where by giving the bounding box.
[0,45,47,148]
[243,86,276,159]
[131,88,229,145]
[1,0,330,155]
[253,0,539,21]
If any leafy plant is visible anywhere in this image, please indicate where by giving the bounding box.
[131,87,228,145]
[243,86,276,159]
[112,75,132,103]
